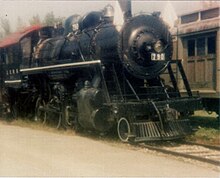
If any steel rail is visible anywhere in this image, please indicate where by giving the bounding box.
[185,141,220,151]
[139,143,220,166]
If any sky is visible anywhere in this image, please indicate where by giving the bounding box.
[0,0,214,32]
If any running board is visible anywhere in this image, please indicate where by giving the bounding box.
[131,119,191,142]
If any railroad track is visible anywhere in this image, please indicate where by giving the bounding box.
[139,141,220,166]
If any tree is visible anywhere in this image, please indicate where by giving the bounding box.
[43,11,65,26]
[16,16,26,30]
[43,11,56,26]
[0,17,11,36]
[29,14,41,25]
[0,31,3,39]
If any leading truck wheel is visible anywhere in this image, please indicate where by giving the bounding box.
[117,118,131,142]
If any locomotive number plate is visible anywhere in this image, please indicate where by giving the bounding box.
[151,53,165,61]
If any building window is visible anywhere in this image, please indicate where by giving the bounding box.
[181,13,199,24]
[187,35,216,57]
[201,8,220,20]
[197,38,205,56]
[208,36,216,54]
[187,39,195,56]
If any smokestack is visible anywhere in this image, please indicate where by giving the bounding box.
[118,0,132,20]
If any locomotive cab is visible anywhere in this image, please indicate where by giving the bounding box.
[0,25,55,117]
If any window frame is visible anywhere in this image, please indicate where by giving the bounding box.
[187,34,216,58]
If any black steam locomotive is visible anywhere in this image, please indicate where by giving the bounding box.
[0,1,202,142]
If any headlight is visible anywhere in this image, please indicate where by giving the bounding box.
[154,40,164,53]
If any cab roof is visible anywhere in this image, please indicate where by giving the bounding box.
[0,25,42,48]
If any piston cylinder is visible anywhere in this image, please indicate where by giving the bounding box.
[77,86,113,132]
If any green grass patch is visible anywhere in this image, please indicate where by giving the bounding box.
[187,110,220,145]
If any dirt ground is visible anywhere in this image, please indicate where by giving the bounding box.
[0,122,219,177]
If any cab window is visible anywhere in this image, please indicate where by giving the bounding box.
[21,37,32,66]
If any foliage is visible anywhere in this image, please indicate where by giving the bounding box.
[16,16,26,31]
[187,112,220,145]
[0,31,3,39]
[43,11,65,26]
[187,127,220,145]
[29,14,41,26]
[190,113,219,130]
[0,17,11,36]
[0,12,65,38]
[195,127,219,140]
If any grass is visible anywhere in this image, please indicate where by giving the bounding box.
[0,110,219,146]
[187,110,220,145]
[0,118,76,136]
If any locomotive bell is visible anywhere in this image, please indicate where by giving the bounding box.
[103,4,114,18]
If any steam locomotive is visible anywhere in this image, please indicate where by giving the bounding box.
[0,1,202,142]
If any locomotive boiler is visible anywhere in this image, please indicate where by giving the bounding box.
[0,0,202,142]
